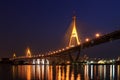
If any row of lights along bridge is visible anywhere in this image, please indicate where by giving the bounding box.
[10,15,120,65]
[13,33,101,59]
[12,15,101,59]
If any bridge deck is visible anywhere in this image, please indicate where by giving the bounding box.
[14,30,120,60]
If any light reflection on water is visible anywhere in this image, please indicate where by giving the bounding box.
[1,64,120,80]
[117,65,120,80]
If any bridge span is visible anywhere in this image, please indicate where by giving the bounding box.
[12,29,120,64]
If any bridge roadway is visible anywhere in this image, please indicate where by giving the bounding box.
[14,30,120,62]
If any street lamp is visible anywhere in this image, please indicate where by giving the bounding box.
[95,33,100,38]
[85,38,90,42]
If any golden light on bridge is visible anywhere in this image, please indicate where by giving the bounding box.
[53,51,55,54]
[26,47,32,58]
[13,53,16,58]
[69,15,80,47]
[85,38,90,42]
[62,48,65,51]
[58,49,61,52]
[56,50,58,53]
[95,33,100,38]
[66,46,69,49]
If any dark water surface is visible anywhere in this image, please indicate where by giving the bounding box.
[0,64,120,80]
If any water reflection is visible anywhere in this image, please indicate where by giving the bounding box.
[117,65,120,80]
[11,64,120,80]
[26,65,31,80]
[84,65,89,80]
[110,65,115,80]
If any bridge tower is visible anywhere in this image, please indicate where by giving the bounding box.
[13,53,16,58]
[26,47,31,57]
[67,15,81,62]
[69,16,80,47]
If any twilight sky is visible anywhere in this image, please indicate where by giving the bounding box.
[0,0,120,58]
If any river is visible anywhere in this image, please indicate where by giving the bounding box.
[0,64,119,80]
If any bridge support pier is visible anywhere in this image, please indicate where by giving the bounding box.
[69,48,81,63]
[75,48,81,61]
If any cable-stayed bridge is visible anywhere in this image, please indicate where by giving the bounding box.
[12,16,120,64]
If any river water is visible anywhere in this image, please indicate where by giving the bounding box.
[0,64,119,80]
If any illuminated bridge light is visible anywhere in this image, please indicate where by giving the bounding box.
[66,46,69,49]
[62,48,65,51]
[69,15,80,47]
[59,49,61,52]
[53,51,55,54]
[95,33,100,38]
[26,47,32,58]
[42,54,44,57]
[13,53,16,58]
[56,51,58,53]
[85,38,90,42]
[98,60,105,64]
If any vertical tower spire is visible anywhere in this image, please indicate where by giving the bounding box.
[69,16,80,47]
[26,47,31,57]
[13,53,16,58]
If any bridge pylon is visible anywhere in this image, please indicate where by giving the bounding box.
[69,15,80,47]
[68,15,81,62]
[26,47,32,58]
[13,53,16,59]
